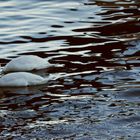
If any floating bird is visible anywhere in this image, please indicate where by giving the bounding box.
[0,55,66,87]
[0,72,48,87]
[2,55,51,73]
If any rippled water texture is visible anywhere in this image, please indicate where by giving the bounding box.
[0,0,140,139]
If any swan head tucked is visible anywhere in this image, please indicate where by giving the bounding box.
[0,55,63,87]
[2,55,51,74]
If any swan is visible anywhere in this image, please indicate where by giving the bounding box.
[2,55,51,73]
[0,54,69,87]
[0,72,49,87]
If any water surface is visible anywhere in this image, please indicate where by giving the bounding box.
[0,0,140,139]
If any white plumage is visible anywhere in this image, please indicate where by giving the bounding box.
[2,55,50,73]
[0,72,47,87]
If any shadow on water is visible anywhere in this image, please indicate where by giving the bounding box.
[0,0,140,139]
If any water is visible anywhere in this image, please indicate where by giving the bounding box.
[0,0,140,139]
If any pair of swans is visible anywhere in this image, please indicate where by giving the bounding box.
[0,55,54,87]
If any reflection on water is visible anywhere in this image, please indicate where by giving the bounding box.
[0,0,140,139]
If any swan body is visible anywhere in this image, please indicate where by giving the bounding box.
[2,55,50,73]
[0,72,47,87]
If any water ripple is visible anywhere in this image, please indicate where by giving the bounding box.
[0,0,140,139]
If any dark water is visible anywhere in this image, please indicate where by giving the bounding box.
[0,0,140,139]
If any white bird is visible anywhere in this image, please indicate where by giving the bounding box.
[0,72,49,87]
[2,55,51,73]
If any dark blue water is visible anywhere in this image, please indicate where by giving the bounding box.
[0,0,140,139]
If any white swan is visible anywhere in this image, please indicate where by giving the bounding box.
[0,72,48,87]
[0,55,67,87]
[2,55,51,73]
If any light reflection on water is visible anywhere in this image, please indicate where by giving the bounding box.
[0,0,140,139]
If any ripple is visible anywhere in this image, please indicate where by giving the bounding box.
[0,0,140,139]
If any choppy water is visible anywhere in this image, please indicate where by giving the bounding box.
[0,0,140,139]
